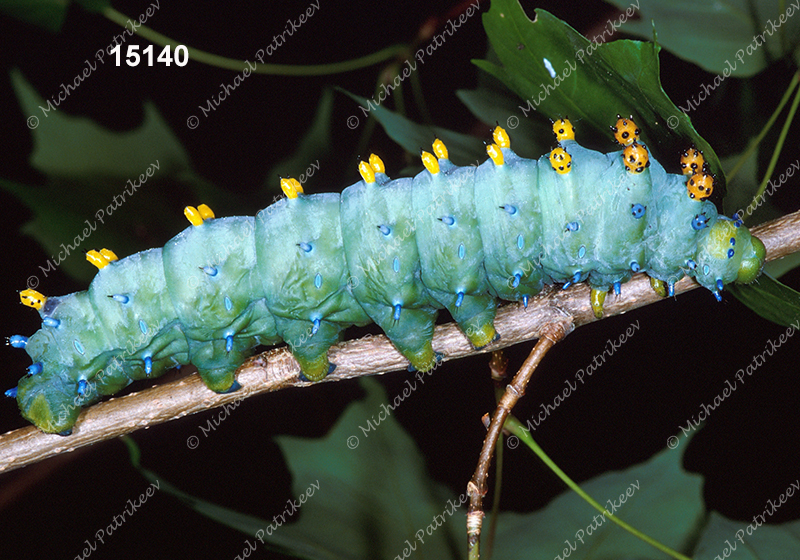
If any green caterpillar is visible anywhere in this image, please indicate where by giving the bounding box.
[6,117,766,434]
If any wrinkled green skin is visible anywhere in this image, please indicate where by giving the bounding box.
[14,139,766,433]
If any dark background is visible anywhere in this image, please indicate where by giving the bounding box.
[1,1,799,558]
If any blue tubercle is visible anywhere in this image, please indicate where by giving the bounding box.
[27,362,43,376]
[312,318,320,335]
[298,242,312,253]
[631,204,645,219]
[111,294,130,304]
[43,317,60,328]
[455,291,465,308]
[511,273,521,289]
[501,204,517,215]
[5,387,17,398]
[144,356,153,376]
[202,265,218,276]
[716,279,724,292]
[226,334,234,353]
[727,248,735,258]
[77,379,89,397]
[8,335,28,348]
[522,295,529,308]
[566,221,580,232]
[439,215,455,226]
[562,271,582,290]
[630,261,640,273]
[668,283,675,297]
[686,259,697,271]
[393,303,402,321]
[613,282,621,295]
[691,214,707,231]
[378,224,391,236]
[713,291,722,302]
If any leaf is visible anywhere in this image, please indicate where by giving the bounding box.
[475,1,727,196]
[4,69,236,282]
[604,0,800,78]
[727,274,800,327]
[492,440,704,559]
[126,378,467,560]
[0,0,111,32]
[0,0,68,32]
[11,69,192,180]
[456,85,552,158]
[340,89,487,165]
[693,511,800,559]
[263,88,335,197]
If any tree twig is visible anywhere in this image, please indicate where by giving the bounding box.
[0,210,798,474]
[467,323,571,560]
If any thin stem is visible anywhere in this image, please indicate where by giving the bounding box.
[503,416,693,560]
[102,7,406,76]
[727,72,799,181]
[485,352,510,560]
[750,77,800,209]
[467,321,572,560]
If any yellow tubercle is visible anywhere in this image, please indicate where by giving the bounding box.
[198,204,215,220]
[432,139,448,160]
[552,118,575,142]
[486,143,504,166]
[687,172,713,200]
[99,248,118,262]
[421,150,440,175]
[368,153,385,174]
[549,147,572,174]
[20,289,46,310]
[86,250,112,270]
[358,160,376,184]
[493,126,510,149]
[280,178,304,199]
[184,206,204,226]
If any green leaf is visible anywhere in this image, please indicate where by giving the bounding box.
[693,511,800,559]
[727,274,800,327]
[11,69,192,180]
[0,0,67,32]
[605,0,800,78]
[340,89,487,165]
[456,85,552,158]
[492,437,704,559]
[475,1,726,195]
[0,0,111,32]
[263,88,335,197]
[4,69,235,282]
[127,378,467,560]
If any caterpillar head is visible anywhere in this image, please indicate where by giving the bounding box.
[694,217,766,299]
